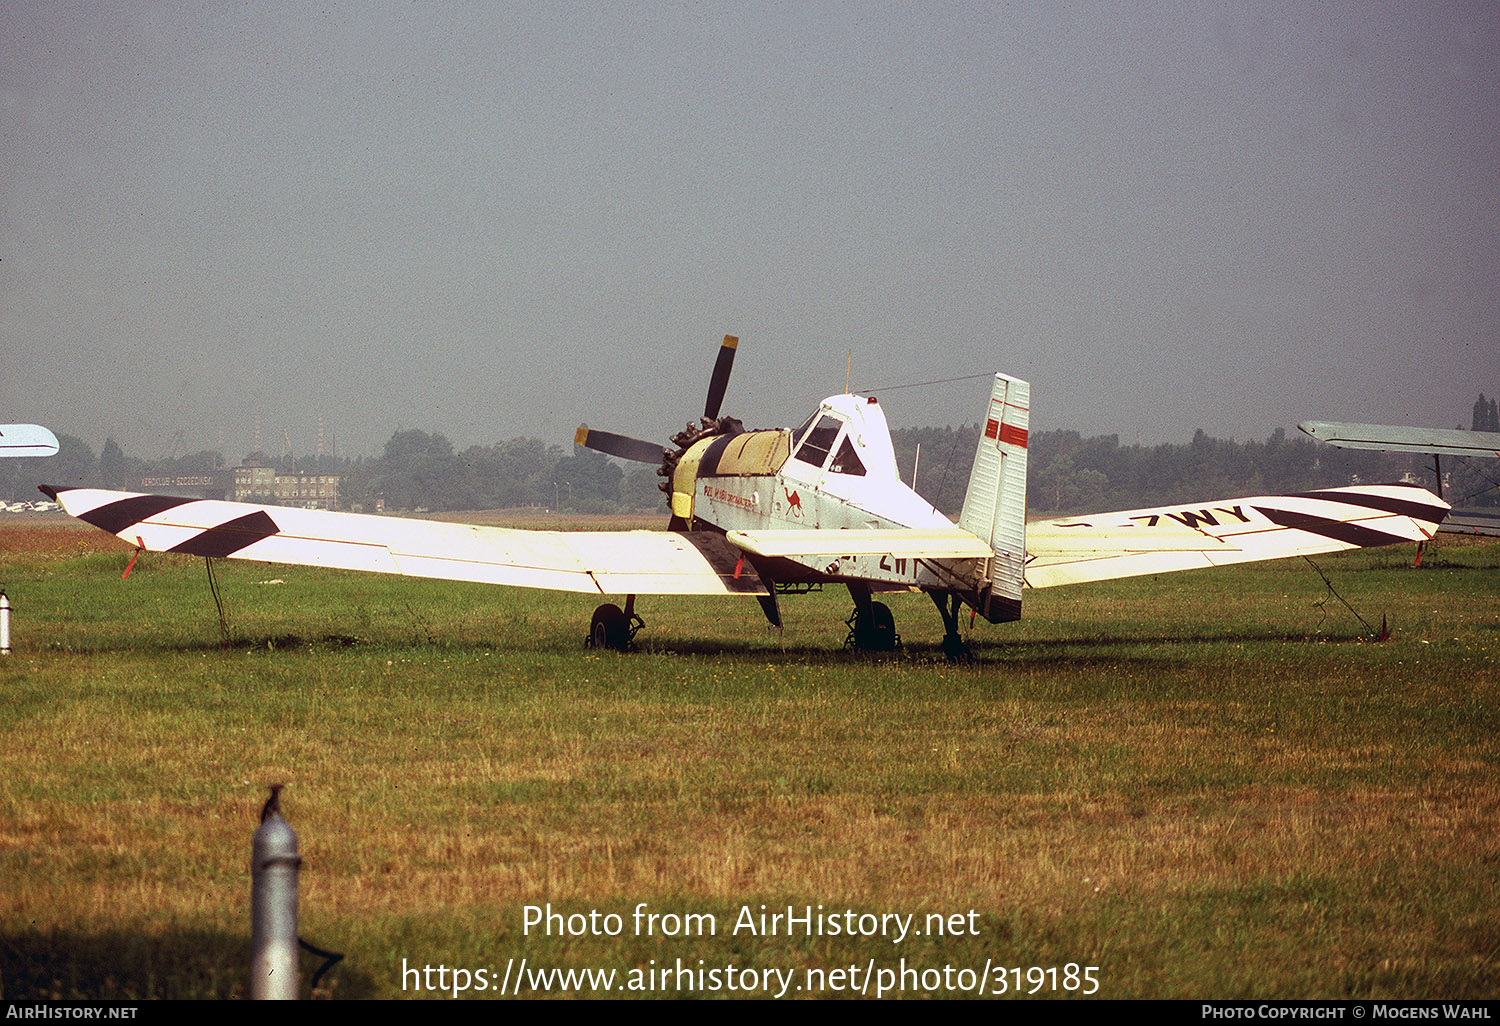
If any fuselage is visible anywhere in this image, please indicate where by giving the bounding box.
[669,394,980,591]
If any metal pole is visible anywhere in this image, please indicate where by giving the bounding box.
[251,785,300,999]
[1,590,10,655]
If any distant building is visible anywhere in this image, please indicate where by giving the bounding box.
[231,464,277,499]
[135,463,339,510]
[269,471,339,509]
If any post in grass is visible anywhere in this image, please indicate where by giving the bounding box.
[252,784,301,999]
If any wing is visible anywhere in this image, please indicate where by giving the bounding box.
[40,487,766,596]
[1024,484,1449,589]
[1440,507,1500,537]
[1,424,60,458]
[1299,421,1500,458]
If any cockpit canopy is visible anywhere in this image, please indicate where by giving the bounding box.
[788,395,899,481]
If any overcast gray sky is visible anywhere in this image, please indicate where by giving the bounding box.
[3,1,1496,462]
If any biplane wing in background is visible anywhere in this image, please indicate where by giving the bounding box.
[1,424,59,458]
[1299,420,1500,537]
[39,339,1453,655]
[1298,421,1500,459]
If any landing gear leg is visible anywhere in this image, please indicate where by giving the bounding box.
[757,591,783,629]
[930,591,971,661]
[755,567,783,629]
[845,584,899,652]
[588,595,643,651]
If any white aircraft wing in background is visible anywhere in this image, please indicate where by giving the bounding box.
[1298,420,1500,536]
[0,424,60,458]
[1298,421,1500,458]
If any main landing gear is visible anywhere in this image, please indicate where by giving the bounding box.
[589,588,969,657]
[846,588,970,659]
[844,584,899,652]
[588,597,643,652]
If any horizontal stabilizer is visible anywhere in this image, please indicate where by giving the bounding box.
[727,527,995,561]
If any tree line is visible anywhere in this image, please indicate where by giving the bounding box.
[0,428,640,515]
[889,423,1492,515]
[6,393,1496,516]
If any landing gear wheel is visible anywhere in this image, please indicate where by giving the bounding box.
[941,631,971,662]
[846,600,900,652]
[588,603,638,651]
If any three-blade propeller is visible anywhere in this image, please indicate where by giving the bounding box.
[575,334,739,465]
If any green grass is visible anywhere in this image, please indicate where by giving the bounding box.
[1,522,1497,999]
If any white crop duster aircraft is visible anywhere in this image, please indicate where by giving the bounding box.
[43,337,1449,655]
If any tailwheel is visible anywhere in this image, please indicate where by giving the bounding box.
[931,591,972,662]
[845,599,900,652]
[588,600,642,652]
[941,632,971,662]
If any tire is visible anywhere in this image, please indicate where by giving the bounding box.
[868,602,896,649]
[589,603,630,651]
[858,601,898,652]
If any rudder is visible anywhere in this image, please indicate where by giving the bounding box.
[958,374,1029,622]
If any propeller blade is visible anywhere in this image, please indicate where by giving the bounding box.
[574,427,666,464]
[702,334,738,421]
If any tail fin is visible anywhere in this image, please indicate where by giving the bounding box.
[958,373,1029,622]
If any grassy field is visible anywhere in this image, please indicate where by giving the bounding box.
[1,516,1497,1000]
